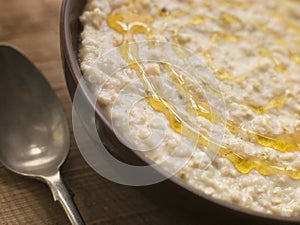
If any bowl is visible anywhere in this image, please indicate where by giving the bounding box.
[60,0,299,224]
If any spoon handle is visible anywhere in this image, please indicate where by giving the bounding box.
[43,171,85,225]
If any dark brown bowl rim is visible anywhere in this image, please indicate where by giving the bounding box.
[60,0,300,223]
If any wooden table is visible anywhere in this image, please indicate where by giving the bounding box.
[0,1,290,225]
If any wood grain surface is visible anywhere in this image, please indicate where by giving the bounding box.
[0,1,289,225]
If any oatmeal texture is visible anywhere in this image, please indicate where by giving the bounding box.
[80,0,300,216]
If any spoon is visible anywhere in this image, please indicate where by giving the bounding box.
[0,46,85,225]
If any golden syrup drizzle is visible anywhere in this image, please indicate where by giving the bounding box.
[202,25,294,115]
[254,133,299,152]
[219,148,300,179]
[107,0,154,43]
[163,61,299,152]
[195,1,300,116]
[171,15,209,42]
[169,44,299,156]
[247,92,287,114]
[204,33,247,82]
[226,122,299,152]
[253,8,300,70]
[147,83,300,179]
[163,63,212,121]
[258,48,287,74]
[291,54,300,65]
[188,16,208,25]
[106,0,300,179]
[258,24,300,68]
[219,12,243,26]
[147,95,209,147]
[149,86,300,179]
[172,3,297,83]
[204,31,289,82]
[272,12,300,35]
[119,44,218,150]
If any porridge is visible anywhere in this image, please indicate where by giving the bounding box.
[79,0,300,217]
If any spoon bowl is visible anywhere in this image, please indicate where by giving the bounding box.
[0,46,84,225]
[0,46,69,176]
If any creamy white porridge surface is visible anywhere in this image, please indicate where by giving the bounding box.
[79,0,300,216]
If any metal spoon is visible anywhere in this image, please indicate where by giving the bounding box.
[0,46,85,225]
